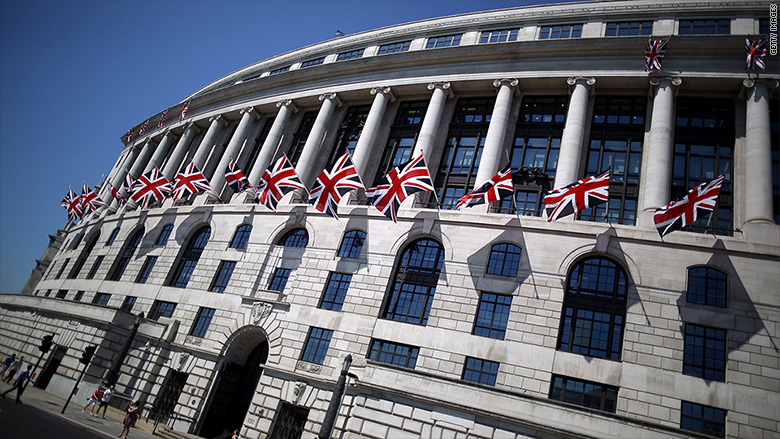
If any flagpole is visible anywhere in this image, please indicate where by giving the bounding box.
[704,162,730,235]
[604,155,612,222]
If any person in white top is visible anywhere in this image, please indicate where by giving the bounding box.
[97,385,114,419]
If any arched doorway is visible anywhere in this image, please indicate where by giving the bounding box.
[199,328,269,438]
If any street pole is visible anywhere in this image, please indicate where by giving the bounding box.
[61,361,89,414]
[105,312,144,387]
[318,354,352,439]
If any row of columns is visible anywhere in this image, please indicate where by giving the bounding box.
[106,77,777,229]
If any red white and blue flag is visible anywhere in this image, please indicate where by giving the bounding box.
[645,37,670,71]
[225,160,251,193]
[173,161,212,201]
[121,173,134,197]
[61,188,82,222]
[179,100,190,120]
[255,155,305,212]
[308,153,364,219]
[139,119,149,136]
[366,153,434,223]
[130,167,172,209]
[746,37,768,70]
[157,109,168,128]
[544,170,610,223]
[80,182,106,214]
[124,127,134,142]
[653,174,725,238]
[106,180,126,207]
[457,165,513,210]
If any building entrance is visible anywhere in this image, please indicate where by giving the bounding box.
[36,345,66,389]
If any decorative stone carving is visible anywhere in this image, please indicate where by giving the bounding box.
[293,382,307,405]
[277,99,299,113]
[252,301,273,324]
[649,76,682,87]
[567,76,596,86]
[370,86,396,102]
[185,335,203,345]
[427,81,455,98]
[178,353,189,371]
[295,361,322,374]
[246,416,257,426]
[319,92,343,107]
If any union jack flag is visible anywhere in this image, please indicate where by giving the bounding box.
[456,165,513,210]
[225,160,251,193]
[130,167,172,209]
[157,109,168,128]
[106,180,126,207]
[366,153,434,223]
[746,37,768,70]
[61,188,82,222]
[80,182,106,214]
[544,170,610,223]
[122,173,134,196]
[124,127,134,142]
[255,155,305,212]
[139,119,149,136]
[653,174,724,238]
[173,161,212,201]
[179,100,190,120]
[645,37,670,71]
[308,153,364,219]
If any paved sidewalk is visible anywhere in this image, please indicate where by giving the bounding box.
[0,381,162,439]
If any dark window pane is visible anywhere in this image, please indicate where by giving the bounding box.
[301,327,334,364]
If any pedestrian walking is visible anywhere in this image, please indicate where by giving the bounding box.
[83,386,103,415]
[98,385,115,418]
[2,356,24,384]
[117,400,141,438]
[1,365,34,403]
[0,353,16,379]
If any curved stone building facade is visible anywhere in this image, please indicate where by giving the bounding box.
[1,1,778,438]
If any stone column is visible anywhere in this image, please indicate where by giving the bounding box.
[743,78,779,226]
[211,107,259,196]
[192,115,226,169]
[128,138,155,179]
[162,121,200,180]
[144,130,175,173]
[639,76,681,227]
[352,86,396,177]
[554,77,595,189]
[248,100,298,187]
[416,82,454,162]
[296,93,342,187]
[101,147,138,205]
[475,79,518,187]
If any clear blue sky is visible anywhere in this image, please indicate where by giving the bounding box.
[0,0,562,294]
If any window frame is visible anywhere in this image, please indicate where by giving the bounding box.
[683,323,726,382]
[167,226,211,288]
[135,256,158,284]
[425,34,462,49]
[377,41,411,55]
[319,272,353,311]
[367,339,419,370]
[549,375,619,413]
[605,21,653,37]
[486,243,522,277]
[277,228,308,248]
[687,266,727,307]
[86,255,104,280]
[268,267,292,292]
[473,292,512,340]
[300,327,334,365]
[120,296,137,313]
[229,224,253,249]
[337,230,366,259]
[106,228,120,246]
[539,24,583,39]
[92,292,111,306]
[679,19,730,35]
[210,260,237,293]
[462,357,500,386]
[108,228,144,281]
[148,300,177,321]
[190,307,216,338]
[156,224,173,246]
[681,401,726,437]
[479,28,520,44]
[382,239,444,326]
[336,49,364,61]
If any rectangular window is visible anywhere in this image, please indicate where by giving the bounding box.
[190,307,216,338]
[288,111,319,166]
[87,256,104,280]
[268,268,291,292]
[74,290,85,301]
[605,21,653,36]
[55,289,68,299]
[473,292,512,340]
[378,41,411,54]
[92,293,111,306]
[368,339,419,369]
[269,66,290,75]
[479,29,519,44]
[135,256,157,284]
[679,19,730,35]
[336,49,364,61]
[425,34,461,49]
[560,308,624,360]
[681,401,726,437]
[56,258,70,279]
[687,267,727,307]
[462,357,499,386]
[120,296,137,313]
[300,57,325,68]
[301,327,334,365]
[210,261,237,293]
[374,101,429,186]
[319,272,352,311]
[149,300,177,321]
[539,24,582,39]
[549,375,618,412]
[684,324,726,381]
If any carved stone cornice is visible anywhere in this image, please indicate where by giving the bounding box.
[427,81,455,98]
[370,86,396,102]
[277,99,299,113]
[319,92,343,107]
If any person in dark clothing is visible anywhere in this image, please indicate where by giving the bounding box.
[1,365,34,403]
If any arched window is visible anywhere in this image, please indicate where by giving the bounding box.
[106,228,120,246]
[230,224,253,249]
[168,226,211,288]
[382,239,444,325]
[558,257,627,360]
[71,233,84,250]
[687,266,727,307]
[156,224,174,246]
[337,230,366,259]
[68,232,100,278]
[108,228,144,281]
[278,228,308,248]
[486,243,522,277]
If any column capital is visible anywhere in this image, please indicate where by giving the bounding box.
[241,106,259,119]
[740,78,780,99]
[209,114,227,126]
[567,76,596,86]
[370,86,396,102]
[649,76,682,87]
[277,99,299,113]
[185,120,201,134]
[319,92,343,107]
[493,78,520,95]
[427,82,455,98]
